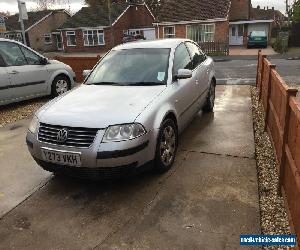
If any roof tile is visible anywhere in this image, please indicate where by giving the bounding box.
[156,0,231,23]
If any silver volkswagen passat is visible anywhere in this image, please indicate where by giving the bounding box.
[26,39,216,179]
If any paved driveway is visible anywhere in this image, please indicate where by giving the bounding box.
[0,86,260,249]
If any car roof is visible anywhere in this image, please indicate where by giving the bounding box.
[0,38,25,45]
[113,39,193,50]
[0,38,45,58]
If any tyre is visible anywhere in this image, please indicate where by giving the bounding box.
[51,75,70,97]
[154,119,178,173]
[203,81,216,113]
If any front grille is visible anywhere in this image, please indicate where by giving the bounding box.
[38,123,99,148]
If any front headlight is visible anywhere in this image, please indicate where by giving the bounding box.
[28,116,39,134]
[102,123,146,142]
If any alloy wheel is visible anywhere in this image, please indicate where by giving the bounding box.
[160,125,176,166]
[56,79,68,95]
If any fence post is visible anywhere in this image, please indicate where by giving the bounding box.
[264,64,276,131]
[256,50,261,87]
[278,88,298,195]
[259,55,267,100]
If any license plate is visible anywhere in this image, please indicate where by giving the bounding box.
[41,148,81,167]
[254,38,262,41]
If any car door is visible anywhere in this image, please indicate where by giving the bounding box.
[171,43,199,131]
[0,54,12,104]
[185,42,210,107]
[0,41,49,101]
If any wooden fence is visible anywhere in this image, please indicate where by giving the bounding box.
[198,41,229,56]
[54,56,101,82]
[257,50,300,248]
[290,23,300,47]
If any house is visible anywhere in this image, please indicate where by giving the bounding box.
[154,0,279,47]
[58,2,155,53]
[154,0,231,44]
[1,10,70,52]
[251,5,287,28]
[229,0,275,46]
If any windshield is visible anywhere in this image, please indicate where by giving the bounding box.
[251,31,266,37]
[86,48,170,86]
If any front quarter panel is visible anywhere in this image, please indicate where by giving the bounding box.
[134,87,179,159]
[46,64,76,94]
[206,56,216,83]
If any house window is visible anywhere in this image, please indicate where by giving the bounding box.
[83,30,105,46]
[187,24,215,42]
[44,33,52,44]
[16,33,22,42]
[163,26,175,38]
[66,31,76,46]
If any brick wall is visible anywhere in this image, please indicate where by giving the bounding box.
[156,21,229,43]
[229,0,250,21]
[28,11,69,52]
[62,5,154,53]
[215,21,229,43]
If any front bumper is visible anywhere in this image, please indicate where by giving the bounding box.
[26,128,157,178]
[247,41,267,47]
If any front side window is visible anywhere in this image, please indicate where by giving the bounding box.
[173,43,193,74]
[19,46,41,65]
[185,42,206,70]
[164,26,175,38]
[187,24,215,42]
[86,48,170,86]
[44,33,52,44]
[83,30,105,46]
[66,31,76,46]
[0,41,27,66]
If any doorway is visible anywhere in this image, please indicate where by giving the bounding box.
[229,24,244,45]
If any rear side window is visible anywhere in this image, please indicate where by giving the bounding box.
[251,31,266,37]
[173,43,193,74]
[185,42,206,70]
[0,41,27,66]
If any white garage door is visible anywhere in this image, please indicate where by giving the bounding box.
[143,29,156,40]
[248,23,269,39]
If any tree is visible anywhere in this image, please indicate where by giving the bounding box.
[34,0,67,11]
[292,0,300,23]
[85,0,162,16]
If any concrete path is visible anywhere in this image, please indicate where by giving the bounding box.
[0,86,260,249]
[0,120,51,217]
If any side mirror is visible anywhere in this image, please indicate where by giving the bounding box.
[40,57,48,65]
[175,69,192,80]
[83,69,91,78]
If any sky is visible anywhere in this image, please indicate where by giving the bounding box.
[0,0,290,15]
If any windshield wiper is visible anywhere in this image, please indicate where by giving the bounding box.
[129,82,166,86]
[88,82,122,86]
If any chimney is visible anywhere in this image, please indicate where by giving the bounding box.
[264,7,265,10]
[267,6,269,10]
[257,5,260,9]
[272,7,274,10]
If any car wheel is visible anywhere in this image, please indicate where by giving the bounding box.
[154,119,178,173]
[203,81,216,113]
[51,75,70,97]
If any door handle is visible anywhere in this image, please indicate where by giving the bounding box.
[9,70,19,75]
